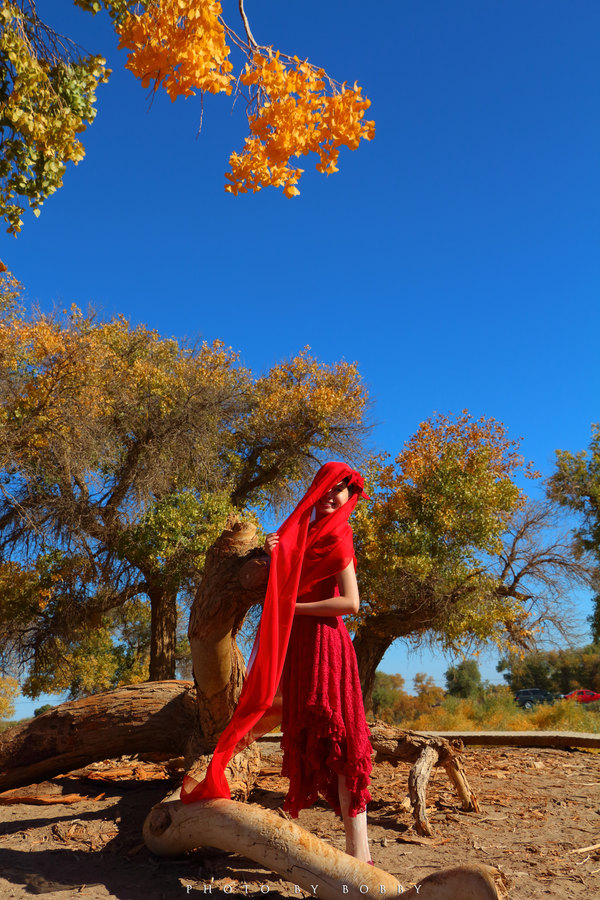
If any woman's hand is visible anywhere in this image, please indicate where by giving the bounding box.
[264,532,279,557]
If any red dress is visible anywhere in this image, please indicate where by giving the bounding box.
[280,572,372,818]
[180,462,370,806]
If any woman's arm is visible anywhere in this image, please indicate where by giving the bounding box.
[294,560,360,617]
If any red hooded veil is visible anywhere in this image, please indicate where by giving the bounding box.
[181,460,368,803]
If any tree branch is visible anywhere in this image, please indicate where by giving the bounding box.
[238,0,258,50]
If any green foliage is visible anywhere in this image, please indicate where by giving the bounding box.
[351,422,587,710]
[0,300,368,690]
[372,672,405,720]
[0,1,109,232]
[22,606,151,699]
[116,489,237,588]
[498,645,600,695]
[0,549,153,697]
[33,703,53,716]
[548,423,600,641]
[445,658,482,698]
[351,414,539,671]
[548,423,600,555]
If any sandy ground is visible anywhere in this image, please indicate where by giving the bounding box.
[0,741,599,899]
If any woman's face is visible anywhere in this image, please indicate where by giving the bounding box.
[316,480,351,517]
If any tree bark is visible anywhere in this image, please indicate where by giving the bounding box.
[353,607,444,712]
[143,796,500,899]
[187,518,265,740]
[184,516,267,788]
[0,681,195,791]
[408,745,438,836]
[369,723,480,836]
[148,582,179,680]
[352,626,393,713]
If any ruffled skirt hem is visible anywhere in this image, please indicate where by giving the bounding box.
[281,703,372,818]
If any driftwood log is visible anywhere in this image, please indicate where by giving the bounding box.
[369,723,479,836]
[143,795,501,900]
[0,681,196,791]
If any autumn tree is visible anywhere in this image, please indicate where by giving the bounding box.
[0,674,18,720]
[0,1,108,233]
[349,414,589,709]
[371,672,406,722]
[0,0,374,233]
[547,423,600,641]
[0,278,368,692]
[370,671,444,725]
[412,672,445,711]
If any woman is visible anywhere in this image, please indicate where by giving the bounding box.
[266,469,372,861]
[181,462,372,863]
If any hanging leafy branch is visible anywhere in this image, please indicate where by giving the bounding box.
[112,0,375,197]
[0,1,109,233]
[0,1,375,233]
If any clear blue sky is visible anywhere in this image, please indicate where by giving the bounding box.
[3,1,600,718]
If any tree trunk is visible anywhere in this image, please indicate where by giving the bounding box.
[0,681,195,791]
[149,582,178,680]
[184,516,267,787]
[352,625,393,713]
[187,517,265,744]
[353,608,438,712]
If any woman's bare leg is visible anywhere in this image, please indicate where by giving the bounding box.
[337,773,371,862]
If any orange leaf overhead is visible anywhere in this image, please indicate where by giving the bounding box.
[225,52,375,197]
[117,0,233,100]
[116,3,374,196]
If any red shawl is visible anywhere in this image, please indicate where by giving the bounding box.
[181,461,368,803]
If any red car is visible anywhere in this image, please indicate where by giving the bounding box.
[563,689,600,704]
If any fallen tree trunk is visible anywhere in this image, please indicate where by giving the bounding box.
[1,689,477,814]
[0,681,196,791]
[143,795,501,900]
